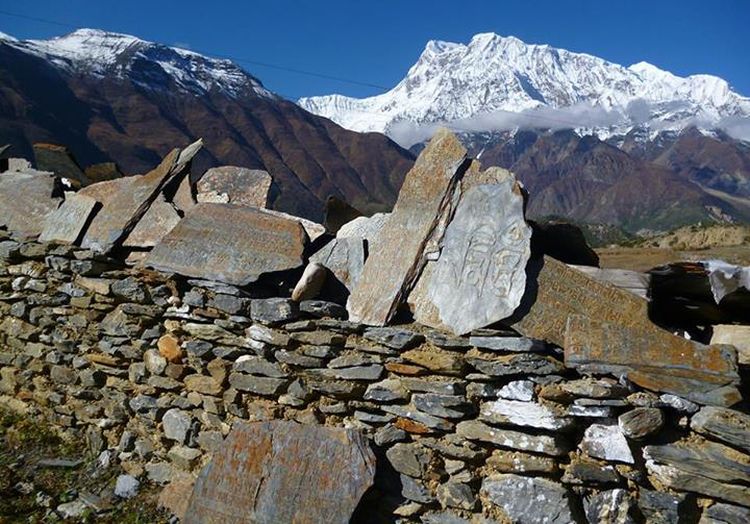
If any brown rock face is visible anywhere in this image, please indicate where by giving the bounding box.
[0,169,62,236]
[347,129,469,326]
[184,420,375,524]
[38,193,98,245]
[33,143,88,186]
[145,203,306,286]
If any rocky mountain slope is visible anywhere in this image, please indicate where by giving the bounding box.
[0,29,414,221]
[299,32,750,146]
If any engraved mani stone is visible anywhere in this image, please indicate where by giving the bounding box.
[565,315,741,407]
[122,195,181,248]
[197,166,273,208]
[509,256,650,348]
[411,167,531,335]
[0,169,62,236]
[38,193,98,245]
[184,420,376,524]
[347,128,468,326]
[145,203,306,286]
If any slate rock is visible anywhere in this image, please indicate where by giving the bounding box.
[0,169,62,236]
[479,399,574,431]
[363,327,424,350]
[39,193,98,245]
[580,423,634,464]
[691,406,750,454]
[347,129,468,325]
[637,489,687,524]
[701,502,750,524]
[386,442,431,478]
[114,475,140,499]
[146,204,306,286]
[618,408,664,439]
[456,420,568,456]
[184,421,375,524]
[481,474,575,524]
[122,195,181,248]
[251,298,300,325]
[196,166,272,208]
[584,489,635,524]
[310,237,366,292]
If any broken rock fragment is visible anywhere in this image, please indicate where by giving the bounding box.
[145,203,306,287]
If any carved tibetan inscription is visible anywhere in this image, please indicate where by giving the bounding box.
[184,421,376,524]
[144,203,306,286]
[416,169,531,335]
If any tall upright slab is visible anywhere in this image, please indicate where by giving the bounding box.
[347,129,468,326]
[145,203,306,286]
[410,166,531,335]
[184,421,375,524]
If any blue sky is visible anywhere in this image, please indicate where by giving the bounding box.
[1,0,748,100]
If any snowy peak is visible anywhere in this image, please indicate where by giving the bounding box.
[299,33,750,146]
[1,28,274,99]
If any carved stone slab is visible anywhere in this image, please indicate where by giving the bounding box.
[565,315,741,406]
[80,149,180,252]
[509,256,650,348]
[123,195,181,248]
[0,169,62,236]
[197,166,272,208]
[145,203,306,286]
[184,421,375,524]
[39,193,98,245]
[347,129,468,325]
[412,167,531,335]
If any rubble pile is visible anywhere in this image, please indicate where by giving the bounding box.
[0,132,749,523]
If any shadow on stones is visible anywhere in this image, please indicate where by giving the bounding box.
[351,446,403,524]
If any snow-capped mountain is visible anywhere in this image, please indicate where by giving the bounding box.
[0,29,413,221]
[0,28,274,99]
[299,33,750,147]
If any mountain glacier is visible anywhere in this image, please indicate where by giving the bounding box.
[0,28,274,99]
[298,33,750,147]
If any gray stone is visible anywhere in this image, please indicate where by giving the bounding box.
[168,445,202,470]
[233,356,287,378]
[580,423,634,464]
[498,380,536,401]
[561,457,620,486]
[456,420,568,456]
[39,193,98,245]
[364,379,409,402]
[381,404,454,432]
[57,499,88,519]
[197,166,272,208]
[0,169,62,236]
[479,399,574,431]
[251,298,299,325]
[411,169,531,335]
[228,373,288,395]
[336,212,388,251]
[386,443,431,478]
[374,425,407,446]
[310,237,365,291]
[701,502,750,524]
[299,300,347,319]
[469,336,544,352]
[114,474,140,499]
[637,489,687,524]
[618,408,664,439]
[401,474,435,503]
[413,394,472,419]
[146,204,306,286]
[466,351,564,376]
[184,421,375,524]
[324,364,383,381]
[584,489,635,524]
[347,129,468,325]
[691,406,750,453]
[481,474,575,524]
[163,408,192,443]
[437,481,476,510]
[111,277,149,303]
[362,327,423,350]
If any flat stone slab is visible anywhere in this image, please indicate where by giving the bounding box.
[0,169,62,236]
[197,166,272,208]
[565,315,741,407]
[38,193,98,245]
[123,195,181,248]
[81,148,181,252]
[347,129,468,325]
[510,256,650,348]
[310,237,366,291]
[184,420,375,524]
[411,166,531,335]
[691,406,750,453]
[481,474,575,524]
[145,203,306,286]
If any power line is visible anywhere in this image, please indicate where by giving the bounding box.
[0,8,390,92]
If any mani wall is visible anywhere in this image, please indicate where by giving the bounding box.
[1,235,750,524]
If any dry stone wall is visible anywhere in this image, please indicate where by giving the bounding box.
[2,235,750,523]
